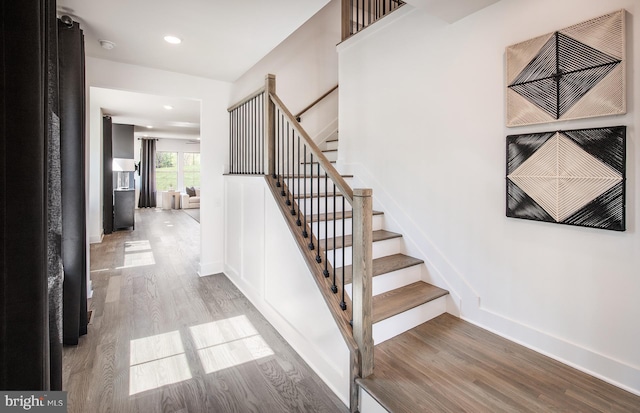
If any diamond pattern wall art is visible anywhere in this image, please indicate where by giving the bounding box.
[506,10,626,127]
[506,126,625,231]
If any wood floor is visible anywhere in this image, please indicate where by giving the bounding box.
[63,208,348,413]
[359,314,640,413]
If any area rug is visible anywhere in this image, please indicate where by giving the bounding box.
[182,208,200,223]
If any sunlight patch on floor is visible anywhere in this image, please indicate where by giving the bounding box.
[129,331,191,395]
[190,315,274,374]
[117,240,156,269]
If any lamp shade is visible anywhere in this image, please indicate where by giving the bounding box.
[112,158,136,171]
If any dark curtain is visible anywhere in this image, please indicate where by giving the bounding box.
[138,139,157,208]
[103,116,113,234]
[59,18,88,345]
[1,0,53,389]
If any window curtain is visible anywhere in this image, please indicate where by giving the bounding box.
[59,17,88,346]
[1,0,58,389]
[138,139,157,208]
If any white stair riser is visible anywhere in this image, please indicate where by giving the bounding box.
[326,237,402,268]
[298,197,352,214]
[283,177,352,193]
[373,296,447,345]
[345,264,422,299]
[310,215,383,239]
[300,163,337,175]
[324,140,339,151]
[322,151,338,162]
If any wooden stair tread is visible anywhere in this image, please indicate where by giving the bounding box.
[326,138,339,143]
[325,230,402,250]
[372,281,448,323]
[310,210,383,222]
[322,149,338,153]
[339,253,423,285]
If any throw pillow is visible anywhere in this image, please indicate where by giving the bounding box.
[186,186,196,197]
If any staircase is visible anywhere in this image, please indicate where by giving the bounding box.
[309,136,450,347]
[228,77,451,412]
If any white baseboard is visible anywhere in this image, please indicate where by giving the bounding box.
[89,231,104,244]
[198,260,223,277]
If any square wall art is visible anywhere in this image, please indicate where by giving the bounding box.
[506,126,625,231]
[506,10,626,127]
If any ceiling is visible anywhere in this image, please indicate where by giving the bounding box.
[59,0,330,139]
[92,87,201,141]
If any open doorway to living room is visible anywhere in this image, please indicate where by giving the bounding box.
[91,87,202,232]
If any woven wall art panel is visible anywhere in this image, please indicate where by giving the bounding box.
[506,10,626,127]
[506,126,625,231]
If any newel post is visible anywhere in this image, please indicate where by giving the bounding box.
[352,188,374,378]
[265,74,276,177]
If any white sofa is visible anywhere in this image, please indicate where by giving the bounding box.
[180,188,200,209]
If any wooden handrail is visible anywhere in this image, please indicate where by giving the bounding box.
[294,84,339,121]
[227,86,265,112]
[269,92,354,204]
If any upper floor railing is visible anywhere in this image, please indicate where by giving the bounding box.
[342,0,405,40]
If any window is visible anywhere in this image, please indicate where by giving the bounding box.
[183,152,200,189]
[155,151,178,191]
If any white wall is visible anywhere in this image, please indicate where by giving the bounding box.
[339,0,640,394]
[86,58,230,276]
[229,0,341,142]
[224,176,350,405]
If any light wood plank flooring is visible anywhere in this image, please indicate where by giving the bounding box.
[63,208,348,413]
[359,313,640,413]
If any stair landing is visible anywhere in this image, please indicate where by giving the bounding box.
[358,313,640,413]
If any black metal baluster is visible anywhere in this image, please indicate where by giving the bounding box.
[323,171,329,276]
[296,133,301,226]
[289,128,296,214]
[242,103,246,173]
[331,183,338,293]
[302,147,308,238]
[315,162,321,262]
[238,105,242,173]
[252,97,256,174]
[340,196,347,311]
[285,120,291,205]
[360,0,364,33]
[275,109,280,185]
[280,114,286,197]
[308,153,314,250]
[229,111,233,173]
[259,95,264,174]
[248,99,252,174]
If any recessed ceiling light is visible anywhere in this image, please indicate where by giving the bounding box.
[164,35,182,45]
[99,39,116,50]
[146,125,153,129]
[163,105,173,110]
[143,134,149,137]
